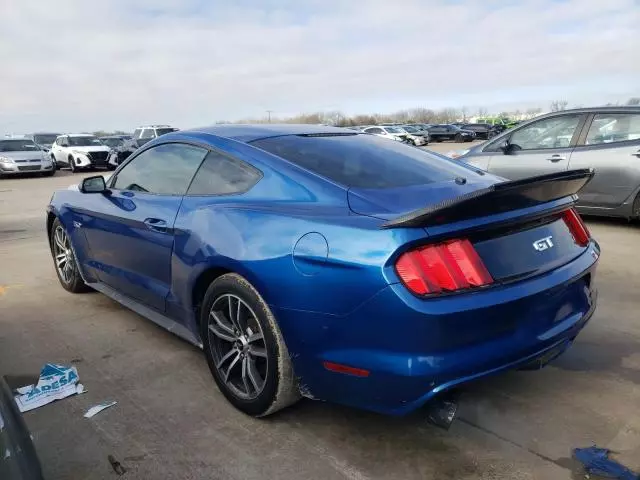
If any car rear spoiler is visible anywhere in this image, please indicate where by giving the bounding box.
[381,169,594,229]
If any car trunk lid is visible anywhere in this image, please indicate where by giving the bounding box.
[349,169,594,286]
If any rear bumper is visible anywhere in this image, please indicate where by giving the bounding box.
[275,242,599,415]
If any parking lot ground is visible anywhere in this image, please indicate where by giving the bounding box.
[1,165,640,480]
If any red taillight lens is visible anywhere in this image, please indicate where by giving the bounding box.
[395,239,493,295]
[562,208,590,247]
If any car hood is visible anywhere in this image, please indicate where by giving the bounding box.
[347,176,499,220]
[0,151,45,160]
[69,146,110,153]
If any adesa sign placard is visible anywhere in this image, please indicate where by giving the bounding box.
[15,364,82,413]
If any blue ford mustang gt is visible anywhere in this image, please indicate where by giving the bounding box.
[47,124,599,419]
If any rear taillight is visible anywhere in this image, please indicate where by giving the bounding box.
[395,239,493,295]
[562,208,590,247]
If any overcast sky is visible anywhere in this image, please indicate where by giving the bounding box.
[1,0,639,133]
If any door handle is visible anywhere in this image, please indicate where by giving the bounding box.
[547,155,566,162]
[143,218,168,232]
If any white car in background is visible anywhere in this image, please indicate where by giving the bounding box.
[362,126,407,143]
[50,134,112,172]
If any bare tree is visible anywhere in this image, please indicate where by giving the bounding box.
[461,106,469,122]
[476,107,489,118]
[525,107,542,119]
[550,100,568,112]
[626,97,640,106]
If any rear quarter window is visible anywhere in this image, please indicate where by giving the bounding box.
[251,134,482,189]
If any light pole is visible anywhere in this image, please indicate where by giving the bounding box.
[266,110,273,123]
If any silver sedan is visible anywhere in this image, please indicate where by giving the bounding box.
[0,138,55,177]
[459,106,640,220]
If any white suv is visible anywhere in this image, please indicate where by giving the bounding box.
[132,125,178,147]
[50,134,112,172]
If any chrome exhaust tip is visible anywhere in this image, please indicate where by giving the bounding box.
[425,395,459,430]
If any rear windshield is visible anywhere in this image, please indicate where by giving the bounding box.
[0,140,39,152]
[155,128,177,136]
[33,134,59,145]
[69,136,102,146]
[251,134,481,189]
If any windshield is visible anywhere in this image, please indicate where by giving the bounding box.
[101,138,123,148]
[385,127,403,134]
[0,139,39,152]
[251,133,482,189]
[33,134,59,145]
[155,128,177,136]
[68,136,102,146]
[402,126,418,133]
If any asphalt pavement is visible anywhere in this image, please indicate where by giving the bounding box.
[1,153,639,480]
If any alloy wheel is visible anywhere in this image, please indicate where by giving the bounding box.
[53,226,73,284]
[207,294,268,400]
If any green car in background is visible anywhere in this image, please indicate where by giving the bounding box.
[476,117,520,130]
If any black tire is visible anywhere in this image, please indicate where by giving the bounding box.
[49,218,90,293]
[200,273,299,417]
[455,133,463,142]
[50,155,58,170]
[632,192,640,220]
[42,170,55,177]
[69,155,76,173]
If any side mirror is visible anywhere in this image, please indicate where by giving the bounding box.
[499,140,513,155]
[80,175,108,194]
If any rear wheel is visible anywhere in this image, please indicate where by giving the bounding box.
[632,191,640,220]
[200,273,299,416]
[50,218,90,293]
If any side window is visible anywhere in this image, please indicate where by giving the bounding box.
[509,115,581,151]
[585,114,640,145]
[365,127,383,134]
[187,151,262,195]
[140,129,155,139]
[113,143,207,195]
[132,129,143,139]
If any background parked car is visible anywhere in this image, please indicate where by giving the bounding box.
[392,126,427,146]
[0,137,55,178]
[427,124,475,142]
[460,106,640,220]
[26,132,61,155]
[362,125,408,142]
[458,123,500,140]
[130,125,178,148]
[400,125,430,144]
[476,117,517,130]
[100,135,137,168]
[50,134,113,172]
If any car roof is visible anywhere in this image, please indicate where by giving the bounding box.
[187,124,354,143]
[66,133,96,137]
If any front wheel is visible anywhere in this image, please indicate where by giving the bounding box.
[200,273,299,417]
[42,170,55,177]
[50,218,90,293]
[69,156,76,173]
[454,133,463,142]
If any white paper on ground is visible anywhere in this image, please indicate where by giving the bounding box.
[84,401,117,418]
[14,364,81,413]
